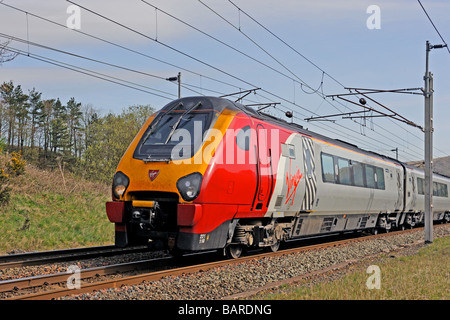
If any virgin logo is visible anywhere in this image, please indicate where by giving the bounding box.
[148,170,160,181]
[285,159,303,206]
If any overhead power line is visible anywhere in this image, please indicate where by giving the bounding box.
[2,1,446,160]
[196,0,447,160]
[227,0,347,88]
[2,44,175,100]
[66,0,259,92]
[0,1,244,92]
[417,0,450,54]
[197,0,317,94]
[58,3,450,158]
[213,0,449,159]
[140,0,315,93]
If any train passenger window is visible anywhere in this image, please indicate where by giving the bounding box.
[321,153,335,183]
[432,181,449,197]
[365,166,376,188]
[352,162,365,187]
[418,178,448,197]
[337,158,351,185]
[376,167,385,190]
[417,178,424,195]
[437,183,444,197]
[438,183,444,197]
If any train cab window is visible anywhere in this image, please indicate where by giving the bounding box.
[337,158,351,185]
[365,166,376,188]
[321,153,335,183]
[134,99,217,161]
[352,162,365,187]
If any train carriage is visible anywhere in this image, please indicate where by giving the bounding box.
[404,165,450,225]
[106,96,450,258]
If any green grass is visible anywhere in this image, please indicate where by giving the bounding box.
[0,164,114,254]
[257,236,450,300]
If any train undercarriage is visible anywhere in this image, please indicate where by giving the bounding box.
[219,210,450,259]
[112,199,450,259]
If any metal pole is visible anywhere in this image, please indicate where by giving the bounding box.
[177,72,181,99]
[424,41,433,244]
[166,72,181,99]
[390,147,398,160]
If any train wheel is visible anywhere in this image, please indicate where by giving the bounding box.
[226,244,243,259]
[169,247,185,259]
[268,241,281,253]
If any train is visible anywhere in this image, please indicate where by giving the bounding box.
[106,96,450,258]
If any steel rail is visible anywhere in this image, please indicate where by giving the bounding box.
[0,256,174,294]
[7,226,428,300]
[0,245,150,270]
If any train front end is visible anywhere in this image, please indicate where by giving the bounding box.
[105,96,237,251]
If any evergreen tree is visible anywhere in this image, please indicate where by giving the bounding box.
[28,88,43,160]
[66,97,83,159]
[0,80,156,183]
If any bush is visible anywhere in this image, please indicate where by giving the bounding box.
[0,152,26,206]
[6,152,26,176]
[0,167,11,205]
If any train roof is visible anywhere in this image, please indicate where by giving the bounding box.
[231,98,402,166]
[158,96,449,178]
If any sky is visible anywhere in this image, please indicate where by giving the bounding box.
[0,0,449,163]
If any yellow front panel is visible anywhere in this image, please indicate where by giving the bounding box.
[116,109,239,203]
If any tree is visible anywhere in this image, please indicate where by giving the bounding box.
[0,81,29,151]
[0,40,18,66]
[49,99,69,156]
[15,86,30,152]
[0,79,156,182]
[66,97,83,159]
[83,104,154,183]
[28,89,43,160]
[39,98,54,162]
[0,81,15,148]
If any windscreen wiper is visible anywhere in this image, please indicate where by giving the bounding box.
[140,102,184,146]
[163,102,201,144]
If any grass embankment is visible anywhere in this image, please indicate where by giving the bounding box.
[0,162,113,254]
[258,236,450,300]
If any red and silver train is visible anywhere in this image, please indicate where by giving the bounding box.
[106,96,450,258]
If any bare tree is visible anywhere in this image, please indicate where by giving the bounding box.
[0,40,18,65]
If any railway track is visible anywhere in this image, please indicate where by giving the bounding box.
[2,225,440,300]
[0,244,151,270]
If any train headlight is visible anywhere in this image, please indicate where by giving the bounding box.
[176,172,203,201]
[112,171,130,199]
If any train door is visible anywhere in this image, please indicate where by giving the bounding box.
[394,167,404,211]
[265,133,306,215]
[404,169,417,212]
[300,137,317,212]
[253,123,273,210]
